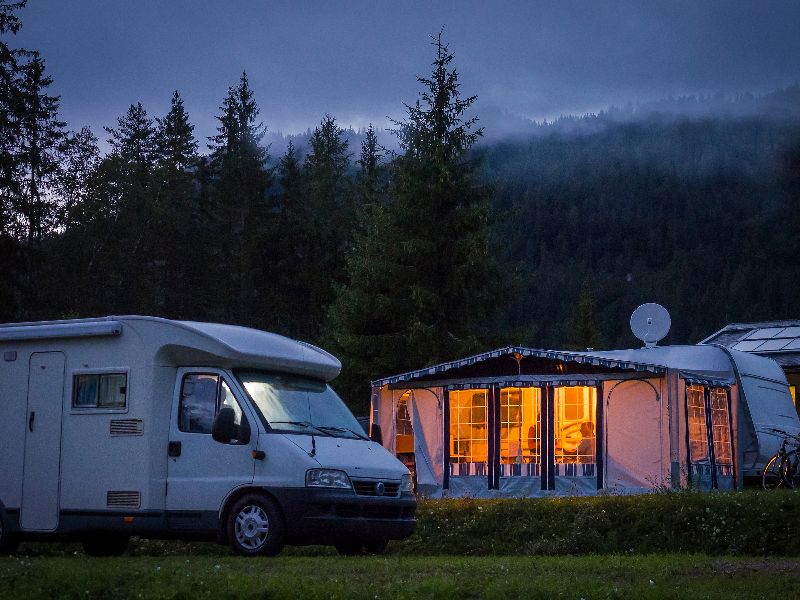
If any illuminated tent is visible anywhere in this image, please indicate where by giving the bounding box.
[370,345,798,497]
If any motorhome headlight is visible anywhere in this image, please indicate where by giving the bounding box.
[305,468,352,489]
[400,474,413,493]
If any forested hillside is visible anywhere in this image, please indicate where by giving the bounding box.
[483,114,800,348]
[1,1,798,408]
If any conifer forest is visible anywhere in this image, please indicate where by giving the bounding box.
[1,2,799,410]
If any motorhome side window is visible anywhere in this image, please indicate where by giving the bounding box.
[73,373,127,409]
[179,373,247,440]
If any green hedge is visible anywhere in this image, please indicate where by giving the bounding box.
[394,491,800,556]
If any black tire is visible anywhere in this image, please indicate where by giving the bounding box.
[226,494,285,557]
[363,539,389,554]
[81,533,129,557]
[762,454,790,490]
[334,540,363,556]
[0,514,19,556]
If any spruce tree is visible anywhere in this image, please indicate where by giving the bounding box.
[0,1,27,239]
[18,53,67,243]
[299,114,351,338]
[207,72,271,323]
[567,279,604,350]
[99,102,158,313]
[326,31,497,409]
[153,91,199,316]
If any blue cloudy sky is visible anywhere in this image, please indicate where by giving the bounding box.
[14,1,800,143]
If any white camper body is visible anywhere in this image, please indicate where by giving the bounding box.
[0,317,414,556]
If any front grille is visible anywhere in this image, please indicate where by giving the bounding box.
[106,490,141,508]
[110,419,143,436]
[352,479,400,497]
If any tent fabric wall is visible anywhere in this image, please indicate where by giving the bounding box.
[406,388,444,492]
[605,379,664,491]
[373,386,397,455]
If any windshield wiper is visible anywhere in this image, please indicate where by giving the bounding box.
[269,421,331,435]
[316,425,369,441]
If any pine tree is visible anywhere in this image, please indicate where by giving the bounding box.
[0,0,27,238]
[18,53,67,243]
[155,91,198,171]
[326,31,497,409]
[567,279,604,350]
[298,114,352,338]
[97,102,158,313]
[55,126,100,229]
[207,72,271,323]
[153,91,199,316]
[356,123,383,203]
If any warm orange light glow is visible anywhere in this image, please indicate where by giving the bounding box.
[450,389,488,466]
[500,387,541,465]
[555,386,596,464]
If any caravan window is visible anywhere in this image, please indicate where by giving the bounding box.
[72,373,127,409]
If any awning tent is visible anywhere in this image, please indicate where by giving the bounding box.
[371,344,798,497]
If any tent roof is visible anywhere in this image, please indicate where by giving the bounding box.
[372,345,667,387]
[371,344,751,388]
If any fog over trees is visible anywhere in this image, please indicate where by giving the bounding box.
[1,2,799,410]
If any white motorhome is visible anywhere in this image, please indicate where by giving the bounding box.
[0,316,415,556]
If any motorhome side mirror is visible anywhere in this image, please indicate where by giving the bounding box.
[370,423,382,445]
[212,407,236,444]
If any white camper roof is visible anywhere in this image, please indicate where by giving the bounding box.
[0,316,342,382]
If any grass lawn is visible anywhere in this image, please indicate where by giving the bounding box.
[1,553,799,599]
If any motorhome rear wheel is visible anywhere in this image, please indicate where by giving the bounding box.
[81,533,129,557]
[0,515,19,555]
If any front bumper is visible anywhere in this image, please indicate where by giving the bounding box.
[270,487,417,544]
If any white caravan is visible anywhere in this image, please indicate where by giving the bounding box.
[0,316,415,556]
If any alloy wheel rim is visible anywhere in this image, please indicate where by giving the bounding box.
[235,505,269,550]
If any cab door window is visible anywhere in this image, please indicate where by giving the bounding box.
[179,373,249,442]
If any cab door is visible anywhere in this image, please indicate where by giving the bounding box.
[166,368,257,530]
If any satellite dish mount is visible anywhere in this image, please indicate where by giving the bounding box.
[630,303,671,348]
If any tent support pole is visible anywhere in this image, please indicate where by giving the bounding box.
[595,382,604,490]
[442,388,450,491]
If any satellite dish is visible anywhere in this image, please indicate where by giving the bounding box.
[630,303,671,348]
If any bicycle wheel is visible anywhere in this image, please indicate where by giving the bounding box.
[763,453,790,489]
[786,452,800,489]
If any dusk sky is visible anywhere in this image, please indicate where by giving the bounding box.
[15,1,800,145]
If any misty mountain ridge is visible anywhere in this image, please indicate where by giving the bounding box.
[262,84,800,160]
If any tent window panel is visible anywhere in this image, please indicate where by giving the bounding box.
[710,388,732,466]
[395,391,415,454]
[396,393,413,436]
[449,389,488,467]
[687,385,709,463]
[500,387,541,467]
[554,386,596,465]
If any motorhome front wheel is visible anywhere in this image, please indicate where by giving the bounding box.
[227,494,285,557]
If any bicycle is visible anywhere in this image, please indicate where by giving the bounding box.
[761,428,800,490]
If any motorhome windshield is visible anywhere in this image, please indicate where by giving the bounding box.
[237,371,366,440]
